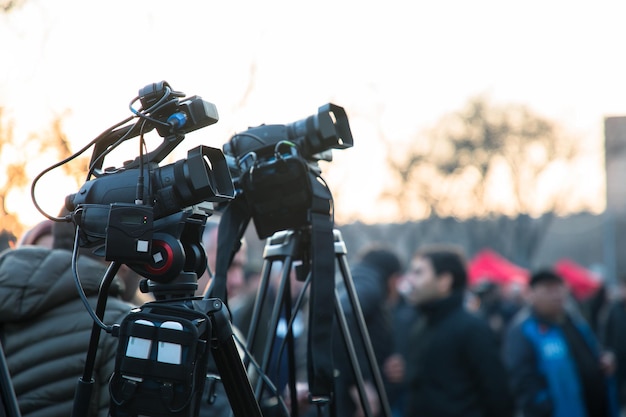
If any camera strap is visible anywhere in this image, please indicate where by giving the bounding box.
[306,173,335,403]
[206,196,250,305]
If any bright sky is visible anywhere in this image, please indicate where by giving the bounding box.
[2,0,626,227]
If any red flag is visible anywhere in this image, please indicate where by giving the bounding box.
[553,259,602,300]
[468,249,529,287]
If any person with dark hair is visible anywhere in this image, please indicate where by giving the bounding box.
[403,243,514,417]
[383,270,419,417]
[0,216,134,417]
[503,269,619,417]
[0,231,15,252]
[16,219,54,248]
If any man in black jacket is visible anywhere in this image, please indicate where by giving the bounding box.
[403,244,514,417]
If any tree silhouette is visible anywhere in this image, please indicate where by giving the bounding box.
[0,109,22,240]
[0,0,25,12]
[384,95,582,220]
[383,96,588,266]
[0,108,86,239]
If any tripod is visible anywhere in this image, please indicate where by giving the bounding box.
[241,228,392,417]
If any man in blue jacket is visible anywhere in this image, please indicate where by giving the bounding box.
[503,269,619,417]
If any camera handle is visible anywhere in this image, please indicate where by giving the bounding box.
[244,228,391,417]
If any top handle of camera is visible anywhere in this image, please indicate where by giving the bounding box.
[89,81,219,173]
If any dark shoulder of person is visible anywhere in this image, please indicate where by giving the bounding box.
[451,305,497,338]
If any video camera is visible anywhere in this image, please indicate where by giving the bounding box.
[63,81,235,282]
[222,103,353,238]
[205,104,355,416]
[34,81,265,417]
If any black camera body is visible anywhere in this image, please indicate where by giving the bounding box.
[67,146,233,244]
[65,82,235,274]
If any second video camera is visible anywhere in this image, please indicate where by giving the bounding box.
[223,103,354,238]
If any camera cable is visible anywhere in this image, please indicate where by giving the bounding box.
[30,115,134,221]
[71,223,115,333]
[231,332,290,417]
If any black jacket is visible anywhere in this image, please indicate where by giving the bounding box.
[603,300,626,405]
[0,247,132,417]
[405,291,514,417]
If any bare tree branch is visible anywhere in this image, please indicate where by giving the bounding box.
[385,95,585,221]
[0,0,25,12]
[0,108,83,238]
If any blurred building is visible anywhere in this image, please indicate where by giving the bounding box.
[605,116,626,281]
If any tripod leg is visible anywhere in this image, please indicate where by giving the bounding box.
[210,301,263,417]
[333,291,375,417]
[240,231,306,417]
[253,257,295,396]
[244,253,298,397]
[335,251,392,417]
[242,257,275,370]
[0,339,21,417]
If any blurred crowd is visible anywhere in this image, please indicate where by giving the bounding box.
[1,217,625,417]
